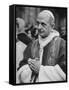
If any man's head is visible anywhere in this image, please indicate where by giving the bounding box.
[16,18,25,33]
[16,18,25,40]
[36,10,55,38]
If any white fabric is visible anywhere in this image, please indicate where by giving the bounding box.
[39,48,44,64]
[17,64,66,83]
[39,64,66,82]
[16,41,27,70]
[16,65,32,83]
[38,30,59,48]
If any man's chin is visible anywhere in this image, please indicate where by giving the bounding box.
[40,34,47,38]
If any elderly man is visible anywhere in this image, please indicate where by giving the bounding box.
[17,10,66,83]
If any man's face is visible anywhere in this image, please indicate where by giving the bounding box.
[36,14,52,38]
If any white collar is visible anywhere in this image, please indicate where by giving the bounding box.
[38,30,59,49]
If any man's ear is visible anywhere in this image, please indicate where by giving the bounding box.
[49,16,55,29]
[51,23,55,29]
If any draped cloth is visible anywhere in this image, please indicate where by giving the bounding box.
[39,65,66,82]
[16,30,66,83]
[16,41,27,70]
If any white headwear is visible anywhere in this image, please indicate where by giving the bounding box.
[38,10,55,21]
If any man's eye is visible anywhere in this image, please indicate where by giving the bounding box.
[41,23,46,26]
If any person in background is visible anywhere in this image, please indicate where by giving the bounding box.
[16,18,32,45]
[17,10,66,83]
[25,24,38,40]
[60,18,66,40]
[16,18,32,73]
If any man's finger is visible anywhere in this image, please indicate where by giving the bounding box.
[28,60,36,66]
[29,63,38,73]
[29,65,38,73]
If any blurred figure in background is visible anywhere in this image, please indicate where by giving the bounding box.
[16,18,32,45]
[16,17,33,73]
[27,30,32,39]
[16,18,25,34]
[60,18,66,40]
[31,25,38,39]
[16,18,27,71]
[25,24,38,40]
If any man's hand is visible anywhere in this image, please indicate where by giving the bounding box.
[28,58,40,74]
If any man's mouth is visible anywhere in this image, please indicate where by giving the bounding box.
[38,30,44,34]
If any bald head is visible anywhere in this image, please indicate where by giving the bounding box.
[16,18,25,33]
[16,18,25,27]
[37,10,55,28]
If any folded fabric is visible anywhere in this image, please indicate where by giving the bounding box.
[39,64,66,82]
[16,64,32,83]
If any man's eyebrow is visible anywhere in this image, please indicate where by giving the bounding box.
[36,20,47,25]
[41,21,47,26]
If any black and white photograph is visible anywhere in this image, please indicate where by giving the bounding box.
[9,4,67,85]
